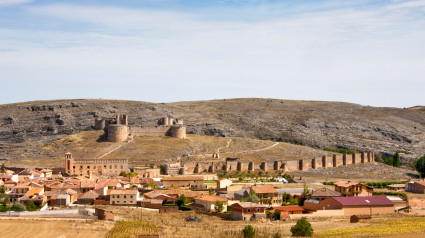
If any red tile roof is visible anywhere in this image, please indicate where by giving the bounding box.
[195,195,227,202]
[251,185,278,194]
[332,196,394,206]
[274,205,304,212]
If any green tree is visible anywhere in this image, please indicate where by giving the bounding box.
[375,155,382,163]
[209,188,214,196]
[242,225,255,238]
[176,195,187,207]
[415,155,425,178]
[0,163,5,173]
[289,197,299,205]
[303,182,309,196]
[290,218,313,237]
[11,203,26,212]
[282,193,290,203]
[214,201,224,213]
[393,152,400,168]
[272,210,281,220]
[25,200,38,211]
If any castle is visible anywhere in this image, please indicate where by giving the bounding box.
[94,115,186,142]
[65,152,129,176]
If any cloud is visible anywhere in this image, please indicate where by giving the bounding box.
[0,1,424,106]
[0,0,32,6]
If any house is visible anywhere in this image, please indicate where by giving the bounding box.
[217,178,232,189]
[24,187,44,196]
[230,202,267,221]
[334,181,373,196]
[303,196,395,216]
[309,187,341,200]
[405,181,425,194]
[161,176,204,189]
[0,174,18,183]
[271,205,304,219]
[110,189,140,205]
[77,190,99,204]
[144,189,208,200]
[10,182,31,199]
[250,185,281,205]
[193,195,228,212]
[44,191,71,206]
[387,184,405,192]
[18,194,47,207]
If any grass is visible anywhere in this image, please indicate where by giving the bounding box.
[315,217,425,238]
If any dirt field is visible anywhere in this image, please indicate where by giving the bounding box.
[0,217,110,238]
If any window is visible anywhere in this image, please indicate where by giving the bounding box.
[257,208,260,212]
[87,166,90,169]
[124,195,126,198]
[104,165,106,168]
[80,166,83,169]
[247,209,251,212]
[112,195,114,198]
[109,165,112,169]
[73,166,75,169]
[117,195,120,198]
[130,195,133,198]
[115,165,117,169]
[121,165,123,169]
[124,201,126,203]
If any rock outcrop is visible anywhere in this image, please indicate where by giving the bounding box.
[0,98,424,162]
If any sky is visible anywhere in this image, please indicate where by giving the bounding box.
[0,0,424,107]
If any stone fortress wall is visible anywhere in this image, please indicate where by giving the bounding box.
[165,151,375,175]
[94,114,186,142]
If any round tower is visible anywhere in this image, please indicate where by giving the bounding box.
[107,124,129,142]
[169,125,186,139]
[94,119,106,130]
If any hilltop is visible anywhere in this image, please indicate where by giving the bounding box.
[0,98,424,163]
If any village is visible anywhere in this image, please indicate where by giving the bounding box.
[1,149,425,237]
[0,115,424,237]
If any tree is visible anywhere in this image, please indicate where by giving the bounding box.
[242,225,255,238]
[290,218,313,237]
[415,155,425,178]
[393,152,400,168]
[26,200,38,211]
[11,203,26,212]
[176,195,187,207]
[289,197,299,205]
[273,232,282,238]
[272,210,281,220]
[282,193,290,204]
[0,163,5,173]
[303,182,309,196]
[214,201,224,213]
[209,188,214,196]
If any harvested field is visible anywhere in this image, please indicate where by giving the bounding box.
[0,218,110,238]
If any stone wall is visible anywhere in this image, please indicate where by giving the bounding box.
[176,151,375,175]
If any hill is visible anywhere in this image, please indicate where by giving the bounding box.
[0,98,424,163]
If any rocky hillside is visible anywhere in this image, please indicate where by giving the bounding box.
[0,98,424,162]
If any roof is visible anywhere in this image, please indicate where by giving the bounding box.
[415,181,425,186]
[332,196,394,206]
[387,184,405,188]
[162,176,204,181]
[231,202,266,209]
[276,188,311,195]
[334,181,361,187]
[25,187,44,196]
[251,185,278,194]
[145,193,172,199]
[78,190,99,199]
[144,189,208,198]
[195,195,227,202]
[110,189,138,195]
[311,187,342,197]
[274,205,304,212]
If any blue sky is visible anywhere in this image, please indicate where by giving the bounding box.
[0,0,424,107]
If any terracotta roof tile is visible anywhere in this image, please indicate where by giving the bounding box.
[195,195,227,202]
[251,185,278,194]
[332,196,394,206]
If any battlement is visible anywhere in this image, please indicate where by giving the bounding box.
[166,151,375,175]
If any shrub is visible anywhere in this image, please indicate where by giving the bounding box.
[242,225,255,238]
[26,200,38,211]
[272,210,281,220]
[415,155,425,178]
[273,232,282,238]
[214,201,224,213]
[178,205,193,211]
[11,203,26,212]
[291,218,313,237]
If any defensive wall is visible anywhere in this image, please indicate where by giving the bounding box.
[167,152,375,175]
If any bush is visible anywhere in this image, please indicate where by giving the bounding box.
[415,155,425,178]
[323,148,358,154]
[242,225,255,238]
[272,210,281,220]
[273,232,282,238]
[291,218,313,237]
[11,203,26,212]
[25,200,38,211]
[178,205,193,211]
